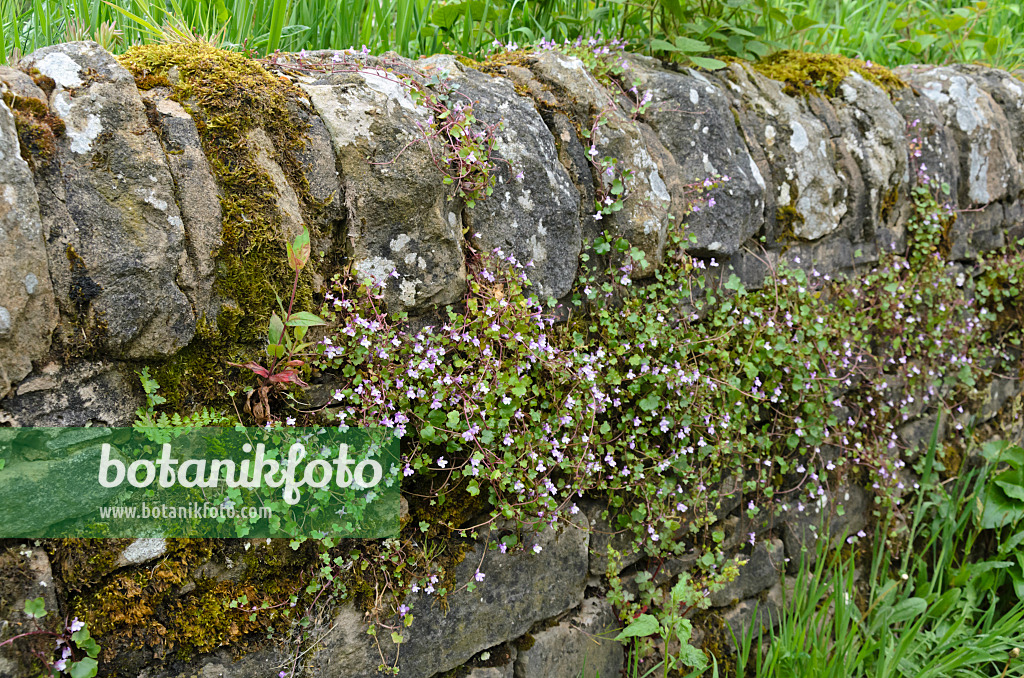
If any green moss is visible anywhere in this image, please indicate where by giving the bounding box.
[68,539,317,658]
[776,204,804,242]
[514,633,535,652]
[3,91,64,169]
[116,42,327,412]
[755,50,905,98]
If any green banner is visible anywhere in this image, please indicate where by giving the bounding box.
[0,426,400,538]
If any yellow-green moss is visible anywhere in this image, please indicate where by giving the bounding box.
[67,539,318,659]
[116,42,326,412]
[755,50,905,98]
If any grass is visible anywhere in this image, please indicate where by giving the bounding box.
[731,425,1024,678]
[3,0,1024,69]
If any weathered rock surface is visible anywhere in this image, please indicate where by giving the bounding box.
[632,61,767,256]
[311,516,589,678]
[715,63,850,242]
[708,538,785,607]
[896,65,1024,208]
[301,61,466,314]
[140,86,223,324]
[513,597,623,678]
[528,51,675,277]
[21,42,196,359]
[0,95,57,400]
[782,484,868,573]
[0,360,141,426]
[421,56,583,300]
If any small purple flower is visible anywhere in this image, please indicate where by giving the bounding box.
[474,570,485,582]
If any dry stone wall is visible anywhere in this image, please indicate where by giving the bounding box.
[0,41,1023,678]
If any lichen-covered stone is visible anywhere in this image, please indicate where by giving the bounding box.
[140,86,223,324]
[895,65,1024,207]
[311,515,590,678]
[708,538,784,607]
[301,60,466,314]
[0,95,57,399]
[832,72,910,236]
[512,597,622,678]
[715,63,850,243]
[423,56,582,300]
[630,61,767,256]
[21,42,196,359]
[528,51,674,277]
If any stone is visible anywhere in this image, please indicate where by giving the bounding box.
[580,499,642,576]
[140,86,224,324]
[720,587,782,653]
[135,648,292,678]
[951,64,1024,188]
[708,538,785,607]
[300,60,466,314]
[630,61,767,256]
[527,51,674,278]
[714,63,850,243]
[113,538,168,568]
[470,666,514,678]
[781,484,868,573]
[513,598,623,678]
[979,376,1021,423]
[0,94,58,399]
[832,72,910,238]
[310,514,590,678]
[21,42,197,359]
[895,65,1024,208]
[423,57,582,300]
[0,360,142,426]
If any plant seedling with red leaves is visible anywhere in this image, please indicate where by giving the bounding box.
[230,227,327,422]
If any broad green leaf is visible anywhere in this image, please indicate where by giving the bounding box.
[285,311,328,327]
[268,313,285,345]
[614,613,660,640]
[70,658,99,678]
[888,597,927,623]
[689,56,728,70]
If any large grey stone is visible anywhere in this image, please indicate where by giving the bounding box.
[631,61,767,256]
[311,515,589,678]
[896,65,1024,208]
[832,72,910,239]
[708,538,784,607]
[781,484,868,573]
[421,56,582,300]
[513,598,623,678]
[140,86,223,324]
[301,60,466,314]
[0,94,57,399]
[714,64,850,243]
[21,42,196,359]
[528,51,674,278]
[136,648,292,678]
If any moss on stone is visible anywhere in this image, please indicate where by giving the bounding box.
[755,50,905,98]
[117,42,326,412]
[67,539,318,659]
